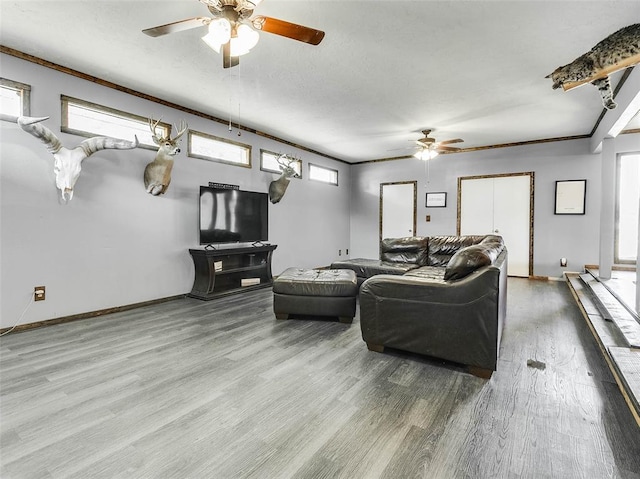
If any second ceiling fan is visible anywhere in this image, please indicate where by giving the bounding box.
[414,129,464,160]
[143,0,325,68]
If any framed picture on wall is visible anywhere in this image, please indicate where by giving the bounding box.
[426,192,447,208]
[554,179,586,215]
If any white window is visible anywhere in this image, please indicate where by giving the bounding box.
[0,78,30,122]
[615,152,640,264]
[309,163,338,185]
[260,150,302,177]
[188,130,251,168]
[61,95,169,150]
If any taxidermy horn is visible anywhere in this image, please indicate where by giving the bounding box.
[18,116,139,201]
[17,116,63,153]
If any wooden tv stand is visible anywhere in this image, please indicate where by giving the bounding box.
[188,244,277,300]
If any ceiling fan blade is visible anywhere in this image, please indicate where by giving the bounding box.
[439,138,464,145]
[436,146,462,152]
[222,41,240,69]
[252,16,325,45]
[143,17,210,37]
[388,146,416,151]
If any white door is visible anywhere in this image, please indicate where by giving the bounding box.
[459,177,494,233]
[381,182,416,241]
[460,174,532,277]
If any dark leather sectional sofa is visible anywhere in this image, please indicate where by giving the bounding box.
[331,235,507,378]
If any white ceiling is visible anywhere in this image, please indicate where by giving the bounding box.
[1,1,639,163]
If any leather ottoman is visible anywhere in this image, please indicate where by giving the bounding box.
[273,268,358,323]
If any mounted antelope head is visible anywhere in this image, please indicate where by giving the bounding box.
[144,118,187,196]
[17,116,139,201]
[268,154,300,204]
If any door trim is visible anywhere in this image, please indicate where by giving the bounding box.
[457,172,535,277]
[379,181,417,251]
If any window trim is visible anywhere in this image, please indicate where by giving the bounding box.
[0,78,31,122]
[614,152,639,264]
[61,95,170,151]
[187,130,252,168]
[308,163,339,186]
[260,149,302,178]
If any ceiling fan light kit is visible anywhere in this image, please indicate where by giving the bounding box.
[202,20,259,56]
[143,0,325,68]
[201,19,229,53]
[414,148,439,161]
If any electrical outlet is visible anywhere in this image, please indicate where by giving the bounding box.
[560,258,567,267]
[346,249,349,255]
[338,249,342,256]
[34,286,46,301]
[426,215,431,222]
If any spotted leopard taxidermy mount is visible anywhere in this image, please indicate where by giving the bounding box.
[546,23,640,109]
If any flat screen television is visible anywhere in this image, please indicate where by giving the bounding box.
[199,186,269,245]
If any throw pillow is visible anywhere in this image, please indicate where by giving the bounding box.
[444,245,492,281]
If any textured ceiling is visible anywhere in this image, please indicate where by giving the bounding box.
[1,1,639,163]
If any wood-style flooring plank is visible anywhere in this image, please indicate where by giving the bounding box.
[2,281,640,478]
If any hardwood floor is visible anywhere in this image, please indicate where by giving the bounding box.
[1,278,639,478]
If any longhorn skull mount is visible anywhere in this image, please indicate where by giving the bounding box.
[17,116,139,201]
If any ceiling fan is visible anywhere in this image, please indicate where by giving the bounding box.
[142,0,325,68]
[413,129,464,160]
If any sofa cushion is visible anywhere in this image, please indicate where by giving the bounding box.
[380,236,429,264]
[402,265,446,283]
[444,239,504,281]
[330,258,419,278]
[424,235,487,266]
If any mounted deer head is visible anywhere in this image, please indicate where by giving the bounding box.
[144,118,188,195]
[268,154,300,204]
[17,116,139,201]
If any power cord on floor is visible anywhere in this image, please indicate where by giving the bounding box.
[0,293,34,337]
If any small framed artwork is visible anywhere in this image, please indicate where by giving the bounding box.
[554,179,586,215]
[426,192,447,208]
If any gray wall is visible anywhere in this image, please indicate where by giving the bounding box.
[350,135,639,278]
[2,52,638,330]
[0,54,351,328]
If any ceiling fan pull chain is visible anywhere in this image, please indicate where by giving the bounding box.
[425,155,430,185]
[228,66,234,132]
[237,66,242,136]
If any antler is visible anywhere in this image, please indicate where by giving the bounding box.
[276,153,297,167]
[149,117,164,144]
[275,153,287,166]
[148,118,188,144]
[275,154,300,178]
[172,120,188,141]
